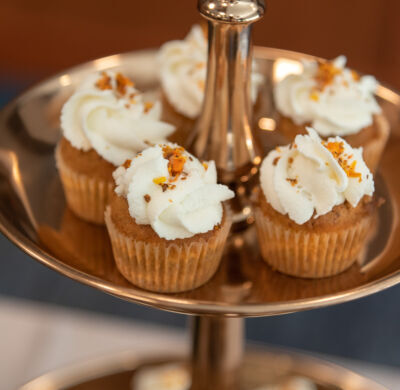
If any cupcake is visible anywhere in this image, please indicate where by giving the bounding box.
[254,127,379,278]
[105,143,234,292]
[274,56,389,171]
[56,71,175,224]
[158,25,264,145]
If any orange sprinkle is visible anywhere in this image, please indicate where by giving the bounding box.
[286,178,298,186]
[309,90,320,101]
[123,159,132,168]
[347,160,362,179]
[144,102,154,113]
[351,70,360,81]
[322,141,362,180]
[323,141,345,159]
[197,80,205,90]
[273,156,280,166]
[162,145,187,182]
[153,176,167,185]
[95,72,112,90]
[314,61,342,91]
[202,162,208,171]
[115,72,134,96]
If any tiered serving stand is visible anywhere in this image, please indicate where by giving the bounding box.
[1,1,400,389]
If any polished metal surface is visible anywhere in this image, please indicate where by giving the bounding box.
[191,0,264,183]
[192,316,243,389]
[198,0,265,23]
[19,349,387,390]
[0,48,399,317]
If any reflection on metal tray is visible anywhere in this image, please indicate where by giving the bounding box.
[19,349,387,390]
[0,47,399,317]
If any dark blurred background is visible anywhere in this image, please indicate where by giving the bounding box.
[1,0,400,370]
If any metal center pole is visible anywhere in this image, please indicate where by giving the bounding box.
[190,0,265,184]
[191,316,244,390]
[190,2,264,389]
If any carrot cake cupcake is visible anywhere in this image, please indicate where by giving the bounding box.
[274,56,389,171]
[105,143,234,292]
[254,127,379,278]
[56,71,175,224]
[158,24,264,145]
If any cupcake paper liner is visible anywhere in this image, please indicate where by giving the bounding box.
[104,206,232,293]
[254,207,373,278]
[55,143,114,224]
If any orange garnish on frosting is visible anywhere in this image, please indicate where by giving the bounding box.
[322,141,362,180]
[286,178,298,186]
[95,72,112,90]
[309,90,320,101]
[314,61,342,91]
[153,146,189,191]
[115,72,134,96]
[123,159,132,169]
[162,145,187,182]
[202,162,208,171]
[323,141,345,158]
[197,80,205,91]
[144,102,154,113]
[351,70,360,81]
[153,176,167,185]
[346,160,362,180]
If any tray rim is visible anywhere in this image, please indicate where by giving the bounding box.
[18,347,388,390]
[1,46,399,317]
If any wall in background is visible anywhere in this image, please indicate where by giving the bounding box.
[1,0,400,87]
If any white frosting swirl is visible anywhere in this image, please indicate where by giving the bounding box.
[275,56,381,136]
[260,127,374,224]
[114,143,234,240]
[158,25,264,119]
[60,71,175,166]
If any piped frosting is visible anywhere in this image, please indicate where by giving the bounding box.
[61,71,175,166]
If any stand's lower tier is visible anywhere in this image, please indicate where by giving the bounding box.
[19,348,386,390]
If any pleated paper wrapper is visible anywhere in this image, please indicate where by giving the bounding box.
[105,206,232,293]
[254,207,373,278]
[55,144,113,225]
